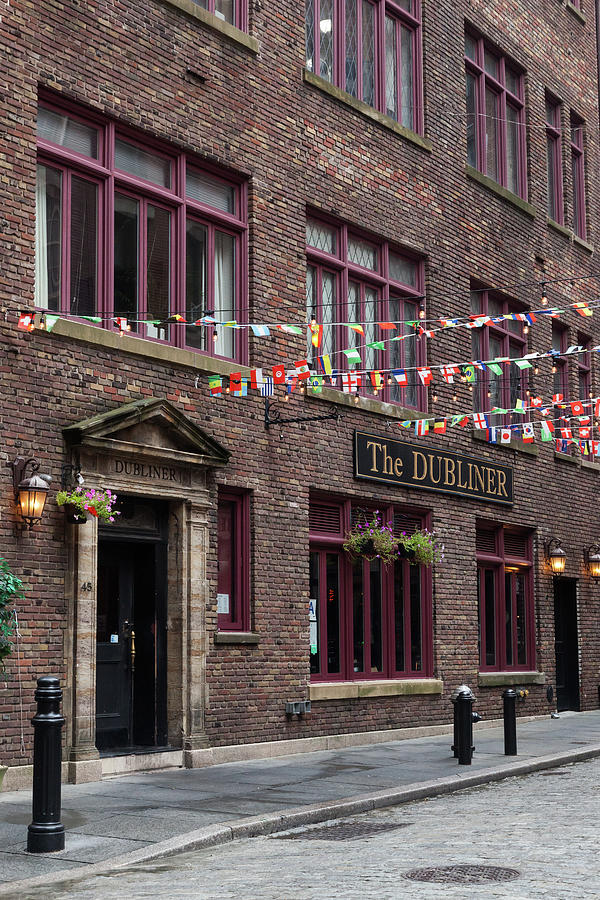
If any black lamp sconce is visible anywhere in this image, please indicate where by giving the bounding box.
[584,544,600,580]
[9,457,52,530]
[544,538,566,575]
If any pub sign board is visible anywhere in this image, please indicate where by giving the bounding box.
[354,431,514,506]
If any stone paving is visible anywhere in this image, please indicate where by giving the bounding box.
[7,755,600,899]
[1,710,600,894]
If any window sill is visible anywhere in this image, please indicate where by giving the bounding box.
[581,458,600,471]
[554,450,578,465]
[157,0,258,54]
[308,384,423,420]
[547,217,571,239]
[215,631,260,645]
[303,69,432,153]
[472,428,538,457]
[478,671,545,687]
[465,165,536,219]
[565,1,586,25]
[46,317,246,378]
[572,233,594,254]
[309,678,443,701]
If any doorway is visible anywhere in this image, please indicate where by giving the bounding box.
[553,577,580,712]
[95,499,168,752]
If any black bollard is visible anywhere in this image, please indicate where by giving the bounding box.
[456,690,474,765]
[452,699,459,758]
[27,677,65,853]
[503,688,517,756]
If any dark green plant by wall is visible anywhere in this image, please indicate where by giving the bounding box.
[0,559,24,672]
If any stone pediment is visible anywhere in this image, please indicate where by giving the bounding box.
[63,398,230,468]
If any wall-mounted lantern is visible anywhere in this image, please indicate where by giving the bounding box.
[585,544,600,580]
[545,538,566,575]
[9,457,52,530]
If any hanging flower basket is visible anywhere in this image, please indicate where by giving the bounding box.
[343,511,399,565]
[56,487,120,524]
[0,558,24,674]
[398,529,444,567]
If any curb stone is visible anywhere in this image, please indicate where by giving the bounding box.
[1,744,599,898]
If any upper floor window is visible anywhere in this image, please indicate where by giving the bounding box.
[545,95,563,224]
[552,321,569,400]
[192,0,246,29]
[36,99,247,362]
[470,287,527,425]
[305,0,423,133]
[570,113,586,239]
[465,31,526,199]
[576,334,591,400]
[306,215,425,409]
[309,498,432,682]
[477,524,534,672]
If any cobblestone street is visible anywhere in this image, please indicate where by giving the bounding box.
[11,757,600,899]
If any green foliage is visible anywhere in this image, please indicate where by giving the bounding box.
[0,559,24,670]
[56,486,119,523]
[343,511,399,565]
[399,529,445,566]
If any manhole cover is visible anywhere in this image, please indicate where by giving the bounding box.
[403,865,519,884]
[276,821,410,841]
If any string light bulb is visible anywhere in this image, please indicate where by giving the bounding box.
[212,328,218,344]
[453,390,458,402]
[419,304,426,320]
[541,284,548,307]
[523,324,529,335]
[552,362,557,374]
[432,391,438,403]
[354,393,360,404]
[283,393,289,402]
[534,364,539,376]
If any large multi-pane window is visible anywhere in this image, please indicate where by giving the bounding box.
[576,334,591,401]
[306,216,424,408]
[465,32,526,198]
[545,95,563,224]
[570,113,586,239]
[470,288,527,424]
[191,0,247,29]
[309,499,433,681]
[36,98,247,361]
[477,524,534,672]
[305,0,423,133]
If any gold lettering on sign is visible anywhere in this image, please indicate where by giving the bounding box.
[366,441,382,473]
[413,451,428,481]
[486,468,496,495]
[428,454,442,485]
[497,470,508,498]
[444,457,456,486]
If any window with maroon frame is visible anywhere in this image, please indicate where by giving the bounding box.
[552,322,569,400]
[545,95,563,224]
[191,0,247,29]
[476,524,534,672]
[35,98,247,362]
[576,334,591,401]
[470,287,527,425]
[217,491,250,631]
[305,0,423,133]
[306,216,425,408]
[309,498,432,681]
[465,31,526,199]
[570,113,586,239]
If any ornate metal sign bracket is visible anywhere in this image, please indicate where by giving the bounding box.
[264,397,341,430]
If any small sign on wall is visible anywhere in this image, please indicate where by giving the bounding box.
[217,593,230,615]
[309,598,318,655]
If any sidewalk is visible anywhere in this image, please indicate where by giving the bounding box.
[1,710,600,895]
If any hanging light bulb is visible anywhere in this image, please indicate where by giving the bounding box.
[419,304,426,320]
[552,362,557,374]
[541,284,548,307]
[534,364,539,376]
[453,390,458,402]
[523,324,529,335]
[212,328,218,344]
[487,389,492,399]
[283,393,289,402]
[354,393,360,404]
[468,384,473,393]
[387,375,392,385]
[526,388,531,397]
[432,391,438,403]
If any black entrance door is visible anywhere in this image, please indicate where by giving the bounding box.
[553,577,580,712]
[96,508,168,752]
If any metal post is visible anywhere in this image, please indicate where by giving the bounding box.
[27,676,65,853]
[503,688,518,756]
[452,699,459,758]
[456,690,474,765]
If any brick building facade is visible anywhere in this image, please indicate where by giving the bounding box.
[1,0,599,788]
